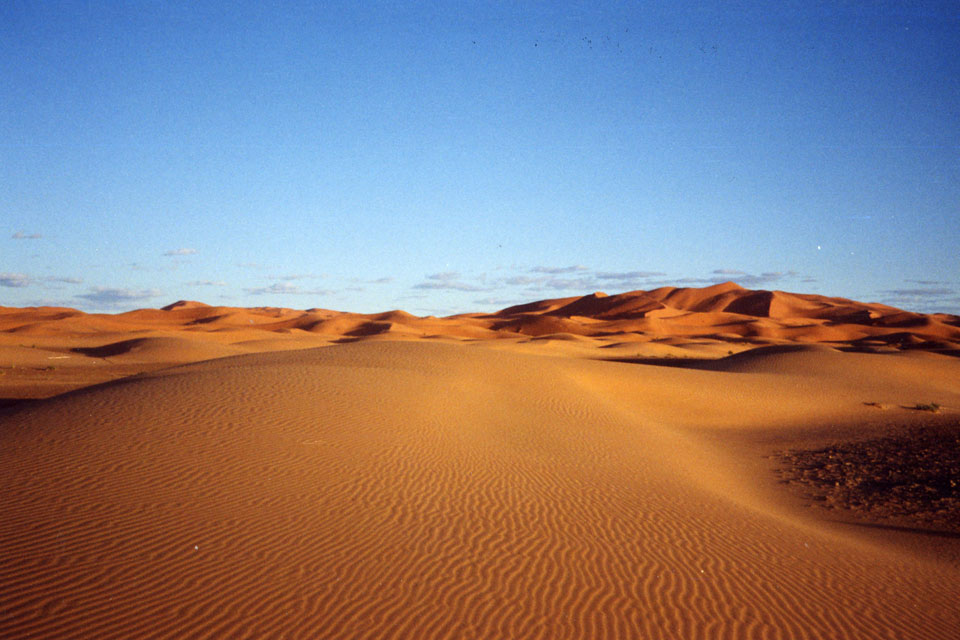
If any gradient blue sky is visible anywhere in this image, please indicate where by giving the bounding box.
[3,1,959,314]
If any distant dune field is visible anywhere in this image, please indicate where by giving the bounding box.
[2,284,959,638]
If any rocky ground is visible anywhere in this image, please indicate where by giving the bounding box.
[774,422,960,533]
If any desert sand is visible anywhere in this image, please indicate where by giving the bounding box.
[1,283,959,639]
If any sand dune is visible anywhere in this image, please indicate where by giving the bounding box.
[70,335,247,362]
[3,283,959,353]
[1,285,959,638]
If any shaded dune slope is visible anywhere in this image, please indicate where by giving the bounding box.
[2,342,959,639]
[71,336,247,362]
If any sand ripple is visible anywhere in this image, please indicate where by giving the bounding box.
[2,342,958,638]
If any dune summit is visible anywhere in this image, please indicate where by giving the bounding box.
[1,284,959,638]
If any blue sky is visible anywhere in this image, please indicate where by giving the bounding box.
[3,1,959,314]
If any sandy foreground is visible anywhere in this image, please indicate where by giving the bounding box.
[1,284,959,639]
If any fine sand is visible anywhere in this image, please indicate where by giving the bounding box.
[1,285,959,639]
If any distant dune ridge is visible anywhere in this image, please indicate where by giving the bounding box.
[2,282,959,351]
[1,284,959,638]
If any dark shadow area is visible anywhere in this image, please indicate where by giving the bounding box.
[0,397,30,410]
[840,520,960,541]
[600,356,722,370]
[344,321,392,337]
[599,344,827,371]
[72,340,137,358]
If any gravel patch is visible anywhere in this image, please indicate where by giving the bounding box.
[773,423,960,533]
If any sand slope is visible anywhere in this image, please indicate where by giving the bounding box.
[2,340,959,639]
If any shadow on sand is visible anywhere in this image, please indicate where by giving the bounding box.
[840,520,960,540]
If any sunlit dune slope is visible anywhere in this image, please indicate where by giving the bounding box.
[1,341,959,639]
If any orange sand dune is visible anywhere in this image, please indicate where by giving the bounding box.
[1,285,959,638]
[3,283,959,353]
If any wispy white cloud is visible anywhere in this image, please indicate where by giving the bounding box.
[539,277,598,290]
[273,273,319,281]
[21,297,75,307]
[595,271,665,280]
[732,273,783,287]
[426,271,461,281]
[44,276,83,284]
[186,280,227,287]
[76,287,162,306]
[414,280,489,292]
[878,287,960,314]
[413,271,490,292]
[881,287,954,297]
[0,272,33,287]
[502,275,600,291]
[712,268,746,276]
[531,265,588,274]
[348,276,394,286]
[163,248,198,257]
[499,266,673,294]
[244,282,333,296]
[473,296,524,307]
[11,231,42,240]
[669,277,718,285]
[0,273,83,289]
